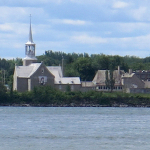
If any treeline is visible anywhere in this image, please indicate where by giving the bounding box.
[0,58,22,88]
[1,84,150,107]
[1,50,150,85]
[37,50,150,81]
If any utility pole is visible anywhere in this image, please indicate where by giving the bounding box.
[62,56,64,77]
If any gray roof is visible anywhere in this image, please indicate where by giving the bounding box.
[47,66,80,84]
[47,66,62,79]
[57,77,81,84]
[81,81,95,87]
[121,73,134,78]
[93,70,125,85]
[15,63,41,78]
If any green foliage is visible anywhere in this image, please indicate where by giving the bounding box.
[74,57,95,81]
[66,84,71,92]
[1,85,150,107]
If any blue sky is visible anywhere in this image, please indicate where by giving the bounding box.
[1,0,150,59]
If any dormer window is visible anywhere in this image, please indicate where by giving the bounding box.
[41,68,44,74]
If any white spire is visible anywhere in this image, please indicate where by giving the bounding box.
[24,14,37,63]
[28,14,34,43]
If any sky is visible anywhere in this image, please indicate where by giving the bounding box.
[1,0,150,59]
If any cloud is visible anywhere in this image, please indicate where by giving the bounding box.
[131,7,147,21]
[112,1,129,9]
[71,34,107,44]
[117,22,150,33]
[0,6,47,23]
[61,19,87,25]
[50,19,91,26]
[108,34,150,50]
[0,24,13,31]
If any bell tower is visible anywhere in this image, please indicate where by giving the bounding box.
[23,15,37,66]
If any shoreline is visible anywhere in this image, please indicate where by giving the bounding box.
[1,103,150,107]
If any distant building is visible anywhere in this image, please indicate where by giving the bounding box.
[13,19,81,92]
[92,66,124,92]
[82,66,146,93]
[134,70,150,81]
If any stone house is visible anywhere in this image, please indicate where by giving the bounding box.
[92,66,124,92]
[121,70,145,92]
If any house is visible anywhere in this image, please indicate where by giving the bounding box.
[121,69,145,92]
[92,66,124,91]
[13,19,81,92]
[88,67,146,93]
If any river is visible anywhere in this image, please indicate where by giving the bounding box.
[0,107,149,150]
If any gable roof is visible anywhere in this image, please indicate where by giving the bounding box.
[93,70,125,85]
[47,66,80,84]
[15,63,41,78]
[47,66,62,79]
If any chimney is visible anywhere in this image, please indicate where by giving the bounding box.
[129,69,132,75]
[62,56,64,77]
[118,66,120,75]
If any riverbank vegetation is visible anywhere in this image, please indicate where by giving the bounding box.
[1,84,150,107]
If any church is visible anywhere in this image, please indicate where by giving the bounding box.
[13,20,81,92]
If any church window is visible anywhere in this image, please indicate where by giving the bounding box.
[41,68,44,74]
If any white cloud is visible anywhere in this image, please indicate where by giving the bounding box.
[108,34,150,49]
[131,7,147,21]
[112,1,129,9]
[0,24,13,31]
[50,19,91,26]
[117,22,149,33]
[62,19,86,25]
[71,34,107,44]
[0,6,47,23]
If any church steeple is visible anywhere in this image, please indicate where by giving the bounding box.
[28,15,34,43]
[23,15,37,66]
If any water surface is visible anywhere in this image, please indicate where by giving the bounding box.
[0,107,149,150]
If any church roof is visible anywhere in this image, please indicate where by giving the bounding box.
[47,66,63,79]
[47,66,81,84]
[55,77,81,84]
[15,63,41,78]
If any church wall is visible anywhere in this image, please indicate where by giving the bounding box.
[55,84,81,92]
[30,64,55,90]
[17,78,28,92]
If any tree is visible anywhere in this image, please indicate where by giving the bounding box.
[105,70,115,92]
[105,70,110,90]
[66,84,71,92]
[74,57,95,81]
[109,69,115,92]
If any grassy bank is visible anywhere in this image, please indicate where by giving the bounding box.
[1,86,150,107]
